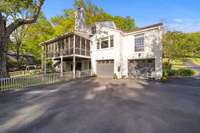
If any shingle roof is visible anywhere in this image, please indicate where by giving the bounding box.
[40,31,91,45]
[125,23,163,33]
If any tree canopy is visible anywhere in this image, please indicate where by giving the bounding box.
[0,0,45,77]
[51,0,137,35]
[10,0,137,59]
[163,31,200,61]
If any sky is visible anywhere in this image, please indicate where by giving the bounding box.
[42,0,200,33]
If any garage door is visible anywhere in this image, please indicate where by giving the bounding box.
[96,60,114,77]
[128,59,155,78]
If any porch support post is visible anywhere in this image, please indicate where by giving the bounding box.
[60,56,64,77]
[73,55,76,79]
[73,34,76,79]
[42,45,47,75]
[44,59,47,75]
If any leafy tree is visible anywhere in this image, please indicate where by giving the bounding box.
[0,0,45,77]
[51,0,137,35]
[23,13,55,59]
[113,16,136,31]
[51,9,75,36]
[163,31,200,62]
[74,0,136,30]
[10,25,29,68]
[163,31,185,62]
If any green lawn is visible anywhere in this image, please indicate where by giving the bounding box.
[163,58,185,69]
[191,57,200,66]
[163,58,196,78]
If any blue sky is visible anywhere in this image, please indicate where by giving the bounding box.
[42,0,200,32]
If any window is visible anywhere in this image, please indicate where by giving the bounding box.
[135,34,144,52]
[101,37,109,49]
[110,36,114,47]
[96,36,114,50]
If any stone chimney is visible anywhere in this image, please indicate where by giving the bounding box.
[75,7,86,32]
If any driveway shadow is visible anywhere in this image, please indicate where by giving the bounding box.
[0,78,200,133]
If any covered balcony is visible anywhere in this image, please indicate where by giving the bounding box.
[41,32,92,78]
[43,32,91,59]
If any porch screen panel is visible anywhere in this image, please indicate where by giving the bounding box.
[70,36,74,55]
[75,36,81,54]
[86,40,90,56]
[81,38,86,56]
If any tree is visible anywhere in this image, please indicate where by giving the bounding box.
[51,9,75,36]
[23,13,55,59]
[51,0,137,35]
[0,0,45,78]
[11,25,29,68]
[163,31,185,62]
[163,31,200,62]
[74,0,136,31]
[113,16,136,31]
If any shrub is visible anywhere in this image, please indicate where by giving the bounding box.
[163,62,172,78]
[113,73,118,79]
[172,68,195,77]
[162,62,195,81]
[93,74,97,77]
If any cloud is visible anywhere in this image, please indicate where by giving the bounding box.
[166,18,200,33]
[172,18,184,23]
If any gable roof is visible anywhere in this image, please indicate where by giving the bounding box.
[125,23,163,33]
[40,31,91,45]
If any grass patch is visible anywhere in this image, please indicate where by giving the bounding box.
[170,68,196,77]
[162,61,196,82]
[191,57,200,66]
[163,58,186,70]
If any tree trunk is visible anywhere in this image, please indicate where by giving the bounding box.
[0,0,44,78]
[16,42,21,69]
[0,15,8,78]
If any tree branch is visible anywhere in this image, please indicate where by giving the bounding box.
[7,0,45,35]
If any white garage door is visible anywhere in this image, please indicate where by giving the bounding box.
[96,60,114,77]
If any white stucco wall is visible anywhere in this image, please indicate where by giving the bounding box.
[121,27,163,79]
[91,27,122,76]
[91,25,163,79]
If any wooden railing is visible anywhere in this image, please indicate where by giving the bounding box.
[0,70,92,92]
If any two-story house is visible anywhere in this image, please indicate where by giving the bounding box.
[91,22,163,79]
[41,8,163,79]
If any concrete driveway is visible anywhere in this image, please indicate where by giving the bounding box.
[0,78,200,133]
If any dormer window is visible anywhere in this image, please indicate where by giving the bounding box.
[135,34,144,52]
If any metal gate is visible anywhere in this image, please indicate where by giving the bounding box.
[96,60,114,77]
